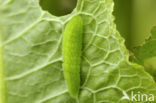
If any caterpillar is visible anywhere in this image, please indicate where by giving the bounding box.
[62,15,83,98]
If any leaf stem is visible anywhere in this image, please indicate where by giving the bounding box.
[0,28,6,103]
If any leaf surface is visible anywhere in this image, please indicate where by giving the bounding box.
[0,0,156,103]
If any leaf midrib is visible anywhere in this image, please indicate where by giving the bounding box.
[0,29,6,103]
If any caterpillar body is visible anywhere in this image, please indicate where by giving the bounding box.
[62,15,83,98]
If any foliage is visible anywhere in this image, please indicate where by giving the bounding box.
[0,0,156,103]
[131,27,156,81]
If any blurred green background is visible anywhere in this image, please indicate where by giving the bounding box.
[113,0,156,79]
[40,0,77,16]
[114,0,156,49]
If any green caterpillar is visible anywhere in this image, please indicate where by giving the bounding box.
[62,15,83,98]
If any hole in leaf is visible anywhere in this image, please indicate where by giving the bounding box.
[39,0,77,16]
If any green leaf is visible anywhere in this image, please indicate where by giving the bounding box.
[0,0,156,103]
[0,23,6,103]
[131,27,156,81]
